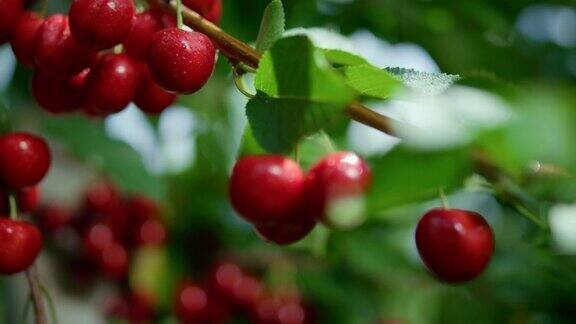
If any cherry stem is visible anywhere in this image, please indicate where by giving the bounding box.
[26,266,48,324]
[233,68,255,98]
[175,0,184,29]
[146,0,394,136]
[8,194,17,220]
[438,188,450,209]
[41,284,58,324]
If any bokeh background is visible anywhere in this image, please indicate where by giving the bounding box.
[1,0,576,323]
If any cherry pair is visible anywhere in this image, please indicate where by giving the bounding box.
[0,132,51,275]
[229,152,372,245]
[416,208,495,283]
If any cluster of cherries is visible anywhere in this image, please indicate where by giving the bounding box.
[34,181,167,281]
[108,262,314,323]
[1,0,221,116]
[229,152,372,245]
[0,132,50,275]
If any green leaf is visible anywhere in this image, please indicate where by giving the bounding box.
[255,0,285,52]
[386,67,460,95]
[249,36,355,153]
[343,65,401,99]
[323,49,369,67]
[367,147,473,212]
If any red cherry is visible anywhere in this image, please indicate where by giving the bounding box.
[133,65,176,114]
[123,9,175,61]
[17,186,40,213]
[0,0,23,44]
[83,223,115,257]
[232,275,264,309]
[277,302,307,324]
[35,203,73,232]
[126,195,160,223]
[69,0,135,50]
[0,132,51,189]
[85,53,139,116]
[10,12,43,67]
[133,218,167,246]
[107,291,157,323]
[84,181,120,214]
[255,218,316,246]
[229,155,305,225]
[99,241,129,279]
[174,281,211,323]
[415,208,495,283]
[305,152,371,222]
[0,218,43,274]
[34,14,96,75]
[182,0,215,15]
[147,28,215,93]
[204,0,222,24]
[32,69,88,114]
[210,262,243,299]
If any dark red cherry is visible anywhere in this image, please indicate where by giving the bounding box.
[182,0,215,15]
[255,218,316,246]
[83,223,115,257]
[415,208,495,283]
[123,9,175,61]
[17,186,40,213]
[34,14,96,75]
[229,155,305,225]
[10,12,43,67]
[232,275,264,309]
[133,218,167,246]
[0,218,43,274]
[277,302,307,324]
[147,28,215,93]
[209,262,243,299]
[126,195,160,223]
[0,132,51,189]
[0,0,23,44]
[133,65,176,114]
[174,281,211,323]
[99,241,129,279]
[35,203,73,232]
[204,0,222,24]
[69,0,135,50]
[305,152,371,222]
[84,181,120,214]
[32,69,88,114]
[85,53,139,115]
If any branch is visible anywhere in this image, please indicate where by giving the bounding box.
[147,0,394,136]
[26,265,48,324]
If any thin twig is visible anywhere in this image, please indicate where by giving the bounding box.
[147,0,395,136]
[25,266,48,324]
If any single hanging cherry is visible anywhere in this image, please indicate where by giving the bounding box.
[0,218,43,275]
[0,132,51,189]
[415,208,495,283]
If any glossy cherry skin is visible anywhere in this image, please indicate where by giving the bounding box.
[229,155,306,225]
[69,0,135,50]
[123,9,175,61]
[0,132,51,189]
[304,152,371,222]
[0,0,23,44]
[183,0,215,15]
[34,15,96,75]
[204,0,222,24]
[133,65,176,114]
[10,12,43,67]
[255,218,316,246]
[85,54,139,115]
[415,208,495,283]
[0,218,43,274]
[32,69,88,114]
[147,28,216,93]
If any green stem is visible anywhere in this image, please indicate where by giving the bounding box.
[233,69,255,98]
[9,194,17,220]
[513,202,548,229]
[40,285,58,324]
[176,0,184,29]
[439,188,450,209]
[20,296,32,324]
